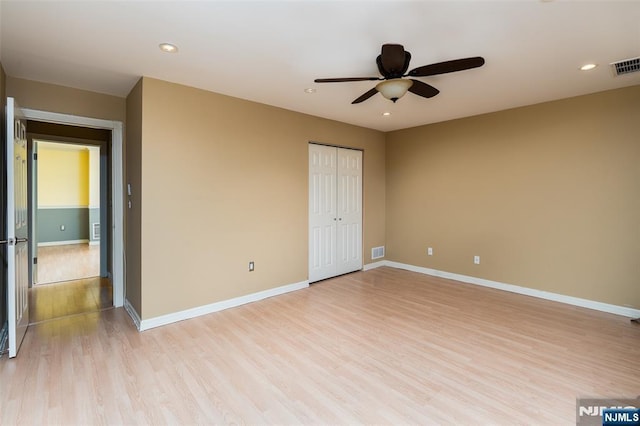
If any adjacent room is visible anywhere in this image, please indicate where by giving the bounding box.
[0,1,638,424]
[34,140,100,284]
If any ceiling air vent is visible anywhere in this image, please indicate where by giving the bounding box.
[610,57,640,76]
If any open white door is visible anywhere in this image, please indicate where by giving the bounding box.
[6,98,29,358]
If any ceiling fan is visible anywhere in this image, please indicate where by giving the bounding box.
[314,44,485,104]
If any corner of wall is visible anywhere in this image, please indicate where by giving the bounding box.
[124,298,142,331]
[383,86,640,309]
[124,78,143,317]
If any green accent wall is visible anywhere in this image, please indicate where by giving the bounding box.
[37,208,89,243]
[89,208,100,243]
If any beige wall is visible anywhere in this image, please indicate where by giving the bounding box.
[134,77,385,319]
[1,63,6,157]
[6,77,125,122]
[0,63,5,115]
[6,70,634,321]
[1,63,6,150]
[386,85,640,309]
[125,79,143,315]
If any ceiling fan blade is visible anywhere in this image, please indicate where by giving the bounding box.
[408,79,440,98]
[314,77,381,83]
[407,57,485,77]
[352,88,378,104]
[379,44,410,77]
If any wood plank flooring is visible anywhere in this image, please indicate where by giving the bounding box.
[36,243,100,284]
[29,277,113,324]
[2,267,638,424]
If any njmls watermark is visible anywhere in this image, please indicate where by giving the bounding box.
[577,397,640,426]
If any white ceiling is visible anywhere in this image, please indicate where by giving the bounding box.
[1,1,639,132]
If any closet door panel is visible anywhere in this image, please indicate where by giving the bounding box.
[309,144,337,282]
[336,148,363,275]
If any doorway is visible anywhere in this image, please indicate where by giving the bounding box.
[27,131,112,323]
[21,108,124,311]
[32,139,104,284]
[2,101,123,356]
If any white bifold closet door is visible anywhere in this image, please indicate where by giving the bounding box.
[309,143,362,283]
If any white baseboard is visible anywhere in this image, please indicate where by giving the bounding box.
[137,280,309,331]
[124,262,638,331]
[89,241,100,246]
[124,299,142,331]
[38,239,89,247]
[363,261,386,271]
[380,261,640,318]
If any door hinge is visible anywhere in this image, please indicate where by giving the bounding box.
[33,152,37,160]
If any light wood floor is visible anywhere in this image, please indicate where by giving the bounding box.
[36,243,100,284]
[2,267,638,424]
[29,277,113,324]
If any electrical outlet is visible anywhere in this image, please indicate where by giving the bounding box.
[427,247,433,256]
[249,261,254,272]
[60,225,65,231]
[474,256,480,265]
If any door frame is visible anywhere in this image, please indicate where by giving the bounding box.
[22,108,124,307]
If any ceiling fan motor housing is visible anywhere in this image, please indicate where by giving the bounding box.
[376,44,412,79]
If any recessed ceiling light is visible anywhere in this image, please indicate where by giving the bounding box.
[304,88,316,94]
[382,112,391,116]
[580,63,597,71]
[159,43,178,53]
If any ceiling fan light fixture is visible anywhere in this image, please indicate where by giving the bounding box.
[376,79,413,102]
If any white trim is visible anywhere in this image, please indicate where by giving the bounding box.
[124,299,141,331]
[38,240,89,247]
[363,261,386,271]
[89,241,100,246]
[138,280,309,331]
[22,108,125,308]
[383,261,640,318]
[36,141,90,152]
[37,205,89,209]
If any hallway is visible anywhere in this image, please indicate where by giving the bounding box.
[29,277,113,324]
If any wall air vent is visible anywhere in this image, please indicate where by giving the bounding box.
[371,246,385,260]
[92,223,100,240]
[610,57,640,76]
